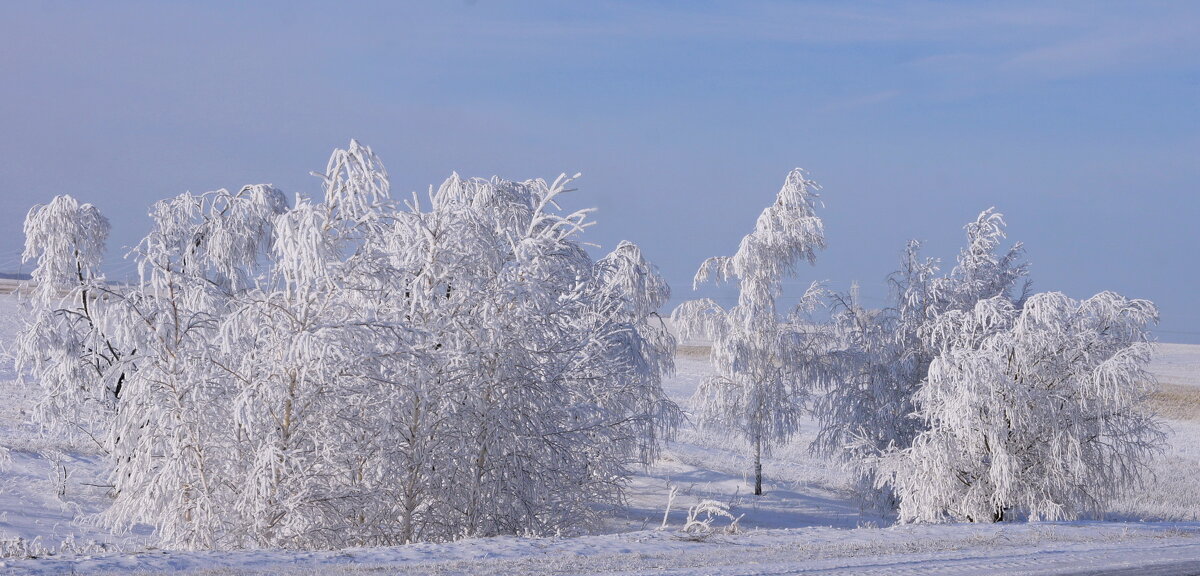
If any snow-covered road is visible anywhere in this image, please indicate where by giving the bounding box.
[2,524,1199,575]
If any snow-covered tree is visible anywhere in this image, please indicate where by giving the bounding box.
[816,281,919,511]
[16,141,680,549]
[392,173,680,542]
[14,195,121,443]
[815,208,1161,523]
[888,291,1164,522]
[672,168,830,496]
[102,184,290,548]
[815,210,1030,511]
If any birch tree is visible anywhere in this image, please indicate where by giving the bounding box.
[15,195,120,444]
[16,141,680,549]
[816,209,1162,523]
[888,291,1163,522]
[815,210,1030,511]
[672,168,829,496]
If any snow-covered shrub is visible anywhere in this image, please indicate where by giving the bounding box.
[672,168,832,496]
[820,208,1161,523]
[678,499,742,540]
[17,141,680,549]
[0,536,51,560]
[0,535,110,560]
[888,291,1163,522]
[104,184,291,548]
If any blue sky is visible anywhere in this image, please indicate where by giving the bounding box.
[2,1,1198,341]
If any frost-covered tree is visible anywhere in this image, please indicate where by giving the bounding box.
[814,246,937,509]
[672,168,829,496]
[819,208,1161,523]
[387,173,680,542]
[14,195,121,443]
[16,141,680,549]
[815,210,1030,510]
[888,291,1163,523]
[816,284,915,510]
[103,184,289,547]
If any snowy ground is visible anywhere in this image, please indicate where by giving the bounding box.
[2,293,1200,574]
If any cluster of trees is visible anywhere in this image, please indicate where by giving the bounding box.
[16,142,680,549]
[676,174,1163,524]
[16,148,1163,549]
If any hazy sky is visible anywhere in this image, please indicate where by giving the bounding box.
[2,1,1197,342]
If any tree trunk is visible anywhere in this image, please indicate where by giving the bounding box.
[754,434,763,496]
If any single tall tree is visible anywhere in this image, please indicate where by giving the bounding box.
[15,195,121,442]
[672,168,829,496]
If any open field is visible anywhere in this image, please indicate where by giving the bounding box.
[0,280,24,295]
[678,342,1200,423]
[1149,384,1200,422]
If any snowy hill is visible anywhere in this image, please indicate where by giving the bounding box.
[1,293,1200,574]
